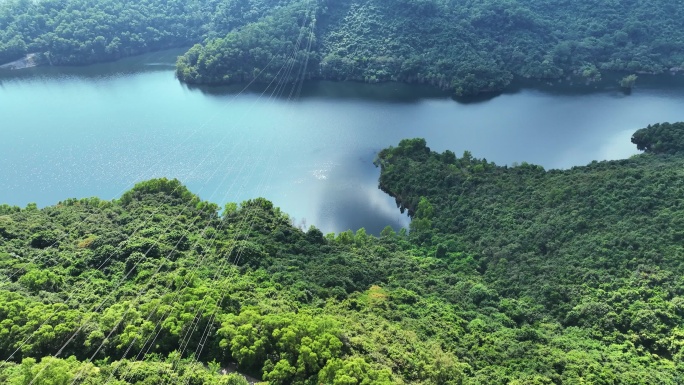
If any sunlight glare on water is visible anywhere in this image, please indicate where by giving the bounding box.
[2,50,684,234]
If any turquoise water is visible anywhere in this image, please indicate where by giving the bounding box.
[2,50,684,234]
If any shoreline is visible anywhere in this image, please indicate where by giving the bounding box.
[1,46,683,99]
[0,53,39,70]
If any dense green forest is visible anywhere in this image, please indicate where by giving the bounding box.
[1,122,684,383]
[0,0,288,66]
[2,0,684,95]
[175,0,684,95]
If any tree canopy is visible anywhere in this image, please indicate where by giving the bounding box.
[631,122,684,155]
[176,0,684,95]
[0,0,286,65]
[2,123,684,383]
[2,0,684,95]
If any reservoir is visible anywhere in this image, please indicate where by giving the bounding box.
[2,49,684,234]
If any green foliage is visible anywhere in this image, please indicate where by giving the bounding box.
[3,356,100,385]
[18,269,61,293]
[631,122,684,155]
[177,1,316,85]
[4,0,681,95]
[4,125,684,383]
[375,123,684,382]
[176,0,684,95]
[218,309,350,383]
[318,357,393,385]
[0,0,288,66]
[119,178,200,207]
[620,74,638,89]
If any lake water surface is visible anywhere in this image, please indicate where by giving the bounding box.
[2,49,684,234]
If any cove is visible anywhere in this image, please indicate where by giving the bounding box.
[2,49,684,235]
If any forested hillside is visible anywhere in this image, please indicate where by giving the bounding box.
[2,0,684,94]
[177,0,684,95]
[375,122,684,382]
[0,0,288,65]
[1,123,684,383]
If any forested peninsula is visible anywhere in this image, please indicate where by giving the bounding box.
[2,0,684,95]
[2,122,684,384]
